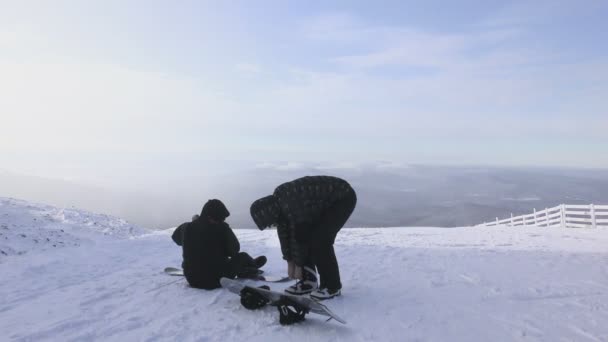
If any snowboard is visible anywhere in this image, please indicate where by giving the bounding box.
[163,267,291,283]
[164,267,184,276]
[220,277,346,324]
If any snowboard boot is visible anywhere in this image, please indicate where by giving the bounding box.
[236,267,261,279]
[285,266,318,295]
[253,256,267,269]
[310,287,341,300]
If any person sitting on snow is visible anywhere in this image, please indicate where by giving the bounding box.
[250,176,357,300]
[172,199,267,290]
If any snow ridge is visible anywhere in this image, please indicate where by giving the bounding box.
[0,197,148,258]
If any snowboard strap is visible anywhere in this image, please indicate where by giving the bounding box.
[303,266,317,278]
[240,286,270,310]
[277,297,308,325]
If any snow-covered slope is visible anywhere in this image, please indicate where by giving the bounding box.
[0,197,148,257]
[1,198,608,341]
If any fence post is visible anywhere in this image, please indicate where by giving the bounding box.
[496,217,499,226]
[510,213,514,227]
[590,204,596,228]
[533,208,537,226]
[523,214,526,226]
[545,208,549,227]
[560,204,566,228]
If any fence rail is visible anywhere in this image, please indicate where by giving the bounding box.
[476,204,608,228]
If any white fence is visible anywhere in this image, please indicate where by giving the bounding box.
[476,204,608,228]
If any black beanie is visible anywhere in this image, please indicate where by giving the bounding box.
[201,199,230,221]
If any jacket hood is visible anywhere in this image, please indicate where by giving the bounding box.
[201,199,230,222]
[250,195,280,230]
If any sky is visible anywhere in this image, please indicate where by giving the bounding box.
[1,0,607,188]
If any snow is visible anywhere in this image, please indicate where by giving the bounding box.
[2,197,608,341]
[0,197,148,257]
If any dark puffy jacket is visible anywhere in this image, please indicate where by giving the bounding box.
[171,223,187,246]
[181,218,240,289]
[172,199,230,247]
[251,176,355,265]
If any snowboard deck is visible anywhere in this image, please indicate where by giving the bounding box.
[164,267,184,276]
[220,277,346,324]
[163,267,290,283]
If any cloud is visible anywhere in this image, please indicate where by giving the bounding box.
[1,5,606,173]
[374,161,412,170]
[0,60,237,154]
[234,63,262,74]
[300,12,361,42]
[301,12,524,72]
[254,161,307,171]
[286,12,607,141]
[480,0,606,28]
[328,27,524,71]
[0,31,18,46]
[314,162,361,171]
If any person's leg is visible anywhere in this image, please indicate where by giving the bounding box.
[310,190,357,290]
[252,255,267,269]
[311,242,341,289]
[236,252,255,265]
[285,254,318,295]
[231,251,267,269]
[303,259,317,282]
[232,251,266,269]
[226,252,257,278]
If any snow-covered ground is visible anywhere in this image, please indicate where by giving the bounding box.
[0,197,148,257]
[1,197,608,341]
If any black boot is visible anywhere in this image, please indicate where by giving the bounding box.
[253,256,267,268]
[236,267,261,279]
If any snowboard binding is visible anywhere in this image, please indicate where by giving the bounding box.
[240,286,270,310]
[277,298,308,325]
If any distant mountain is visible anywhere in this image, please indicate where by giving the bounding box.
[2,164,608,229]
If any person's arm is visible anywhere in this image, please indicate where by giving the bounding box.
[171,223,187,246]
[223,223,240,257]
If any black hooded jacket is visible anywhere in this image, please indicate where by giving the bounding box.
[181,218,240,289]
[171,222,187,246]
[173,199,237,289]
[251,176,356,265]
[172,199,231,247]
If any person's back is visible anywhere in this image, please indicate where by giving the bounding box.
[182,217,239,289]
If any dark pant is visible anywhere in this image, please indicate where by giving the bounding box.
[186,252,259,290]
[225,252,258,278]
[306,190,357,289]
